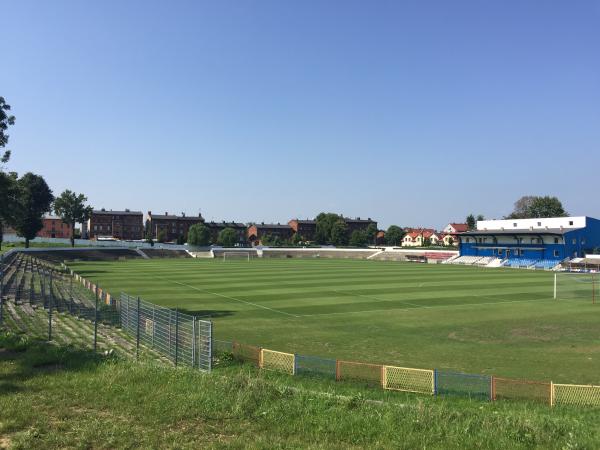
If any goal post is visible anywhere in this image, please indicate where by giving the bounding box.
[554,272,597,304]
[222,251,253,262]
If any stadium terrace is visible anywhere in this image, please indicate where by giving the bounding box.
[457,216,600,269]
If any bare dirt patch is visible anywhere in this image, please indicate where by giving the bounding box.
[0,435,12,450]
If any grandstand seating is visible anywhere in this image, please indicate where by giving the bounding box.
[505,258,538,268]
[28,248,142,262]
[450,256,482,265]
[474,256,495,266]
[503,258,561,269]
[534,259,561,270]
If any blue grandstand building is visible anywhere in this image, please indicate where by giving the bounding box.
[457,216,600,268]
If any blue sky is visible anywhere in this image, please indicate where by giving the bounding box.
[2,1,599,229]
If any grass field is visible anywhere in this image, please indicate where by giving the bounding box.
[68,258,600,384]
[3,332,599,449]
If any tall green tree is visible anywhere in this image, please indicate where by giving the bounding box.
[466,214,476,230]
[506,196,536,219]
[12,173,54,248]
[292,233,302,246]
[218,227,238,247]
[187,223,211,246]
[330,219,348,246]
[365,223,378,245]
[385,225,405,246]
[349,229,368,247]
[506,195,567,219]
[0,97,16,249]
[0,96,15,164]
[53,190,93,247]
[0,171,17,250]
[476,214,485,222]
[314,212,343,244]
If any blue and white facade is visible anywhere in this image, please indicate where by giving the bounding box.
[458,216,600,262]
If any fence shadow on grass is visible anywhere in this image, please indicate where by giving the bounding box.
[0,332,106,394]
[177,309,235,319]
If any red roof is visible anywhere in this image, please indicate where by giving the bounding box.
[406,229,441,240]
[449,223,469,232]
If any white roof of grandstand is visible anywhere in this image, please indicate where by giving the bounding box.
[461,228,573,236]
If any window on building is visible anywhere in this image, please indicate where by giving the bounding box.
[569,221,573,226]
[554,237,559,244]
[498,249,503,256]
[554,250,559,257]
[513,223,517,227]
[537,222,541,226]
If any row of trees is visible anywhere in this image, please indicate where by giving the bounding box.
[187,223,239,247]
[314,213,379,246]
[0,97,92,249]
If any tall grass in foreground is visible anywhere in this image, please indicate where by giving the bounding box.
[1,332,599,449]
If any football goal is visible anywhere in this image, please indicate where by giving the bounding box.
[554,272,598,303]
[222,251,253,262]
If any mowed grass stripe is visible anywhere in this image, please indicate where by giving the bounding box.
[68,258,600,383]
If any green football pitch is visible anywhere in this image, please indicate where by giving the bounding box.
[68,258,600,384]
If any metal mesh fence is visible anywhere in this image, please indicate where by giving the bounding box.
[383,366,434,394]
[553,384,600,407]
[260,349,295,375]
[435,370,491,400]
[493,377,551,404]
[120,293,212,371]
[295,354,337,379]
[336,360,382,386]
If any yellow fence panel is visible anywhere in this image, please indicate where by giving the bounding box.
[383,366,434,394]
[260,349,295,375]
[553,383,600,407]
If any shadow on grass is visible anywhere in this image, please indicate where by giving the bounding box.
[175,309,235,319]
[0,331,106,394]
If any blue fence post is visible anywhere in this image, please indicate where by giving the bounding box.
[293,353,297,375]
[433,369,438,396]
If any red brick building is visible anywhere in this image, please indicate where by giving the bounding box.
[87,209,144,240]
[288,219,317,241]
[343,217,377,235]
[147,211,205,242]
[38,216,73,239]
[206,221,247,245]
[247,223,293,246]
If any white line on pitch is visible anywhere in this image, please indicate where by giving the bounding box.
[301,297,553,317]
[162,278,299,318]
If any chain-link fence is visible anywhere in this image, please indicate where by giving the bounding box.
[0,254,212,371]
[120,293,212,370]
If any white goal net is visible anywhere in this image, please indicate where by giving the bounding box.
[222,251,253,261]
[554,272,598,303]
